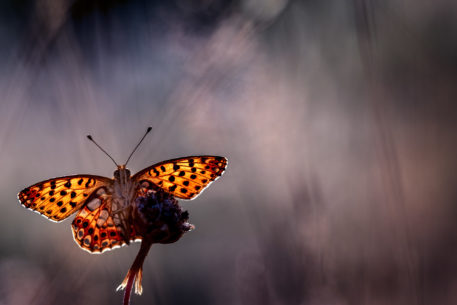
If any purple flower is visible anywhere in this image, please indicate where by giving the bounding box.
[134,190,194,244]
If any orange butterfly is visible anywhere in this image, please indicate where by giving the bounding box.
[17,127,227,301]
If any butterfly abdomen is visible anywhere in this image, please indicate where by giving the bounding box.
[111,168,138,245]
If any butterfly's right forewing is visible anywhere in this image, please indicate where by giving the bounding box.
[18,175,112,222]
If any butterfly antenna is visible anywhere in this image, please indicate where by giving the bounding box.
[87,135,119,167]
[125,126,152,166]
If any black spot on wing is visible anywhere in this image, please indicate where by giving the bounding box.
[85,179,92,188]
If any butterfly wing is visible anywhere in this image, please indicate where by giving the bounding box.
[18,175,112,222]
[132,156,228,200]
[72,194,141,253]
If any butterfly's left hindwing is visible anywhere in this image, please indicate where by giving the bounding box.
[18,175,112,222]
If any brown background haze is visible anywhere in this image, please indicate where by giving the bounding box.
[1,1,457,304]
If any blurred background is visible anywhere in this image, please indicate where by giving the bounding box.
[1,0,457,304]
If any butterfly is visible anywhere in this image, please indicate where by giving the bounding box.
[17,128,227,254]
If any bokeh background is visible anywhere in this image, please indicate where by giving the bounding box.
[1,0,457,304]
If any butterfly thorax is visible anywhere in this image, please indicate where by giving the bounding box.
[112,166,137,243]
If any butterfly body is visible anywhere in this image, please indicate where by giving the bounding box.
[18,156,228,254]
[111,166,137,244]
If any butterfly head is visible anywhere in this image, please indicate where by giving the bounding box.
[114,165,131,180]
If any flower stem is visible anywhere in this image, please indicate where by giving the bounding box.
[118,240,153,305]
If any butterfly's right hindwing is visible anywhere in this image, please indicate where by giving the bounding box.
[71,195,141,253]
[18,175,112,222]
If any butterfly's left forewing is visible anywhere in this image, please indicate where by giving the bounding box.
[132,156,227,200]
[18,175,112,222]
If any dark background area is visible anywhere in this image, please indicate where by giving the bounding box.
[1,0,457,304]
